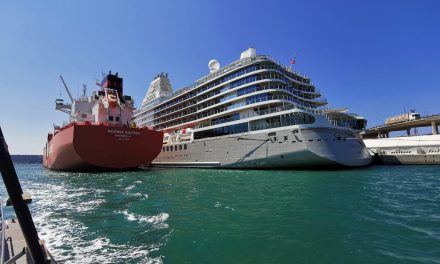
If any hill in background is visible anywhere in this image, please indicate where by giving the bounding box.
[11,155,42,163]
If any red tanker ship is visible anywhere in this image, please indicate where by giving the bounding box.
[43,72,163,171]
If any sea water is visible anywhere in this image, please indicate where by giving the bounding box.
[1,164,439,263]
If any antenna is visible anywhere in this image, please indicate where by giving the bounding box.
[59,75,74,103]
[82,84,87,97]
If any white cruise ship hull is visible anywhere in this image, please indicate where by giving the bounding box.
[153,126,372,169]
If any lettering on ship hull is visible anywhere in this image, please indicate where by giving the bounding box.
[107,129,141,141]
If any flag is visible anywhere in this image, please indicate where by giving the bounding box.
[290,57,296,65]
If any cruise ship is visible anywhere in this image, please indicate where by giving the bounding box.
[132,48,372,168]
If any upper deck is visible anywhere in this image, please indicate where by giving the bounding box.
[133,48,328,131]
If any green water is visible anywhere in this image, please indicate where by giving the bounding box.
[2,164,439,263]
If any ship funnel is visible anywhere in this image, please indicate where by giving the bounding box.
[208,60,220,73]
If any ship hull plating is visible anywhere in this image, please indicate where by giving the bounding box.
[153,126,372,169]
[43,124,163,171]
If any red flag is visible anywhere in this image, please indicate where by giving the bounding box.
[290,57,296,65]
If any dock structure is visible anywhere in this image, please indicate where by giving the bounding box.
[0,127,57,264]
[3,217,54,264]
[360,114,440,139]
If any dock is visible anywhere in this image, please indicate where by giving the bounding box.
[360,114,440,138]
[3,217,54,264]
[0,126,57,264]
[360,114,440,165]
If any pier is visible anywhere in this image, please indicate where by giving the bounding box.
[360,114,440,138]
[1,127,56,263]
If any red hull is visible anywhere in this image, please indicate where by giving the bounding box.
[43,123,163,171]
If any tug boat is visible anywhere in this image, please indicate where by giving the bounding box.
[43,72,163,171]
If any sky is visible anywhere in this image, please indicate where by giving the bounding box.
[1,0,439,154]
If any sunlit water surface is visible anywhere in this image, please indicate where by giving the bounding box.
[1,164,439,263]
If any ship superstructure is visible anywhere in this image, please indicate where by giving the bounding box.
[43,72,163,171]
[55,72,132,126]
[133,48,371,168]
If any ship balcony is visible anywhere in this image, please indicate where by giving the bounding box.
[153,77,285,120]
[148,62,321,130]
[197,86,326,114]
[294,88,321,96]
[152,66,307,117]
[153,68,268,115]
[309,97,327,106]
[153,94,319,130]
[152,82,327,123]
[151,55,315,116]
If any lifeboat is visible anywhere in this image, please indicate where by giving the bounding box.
[176,128,193,142]
[107,90,119,108]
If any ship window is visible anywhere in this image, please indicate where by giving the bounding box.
[284,136,288,141]
[184,144,187,150]
[175,146,177,151]
[166,146,169,151]
[280,112,315,126]
[179,145,182,150]
[108,116,114,121]
[194,122,248,140]
[162,147,165,151]
[116,117,120,122]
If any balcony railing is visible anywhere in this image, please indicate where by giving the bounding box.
[151,55,313,112]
